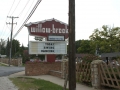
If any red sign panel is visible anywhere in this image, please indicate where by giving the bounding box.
[25,18,69,39]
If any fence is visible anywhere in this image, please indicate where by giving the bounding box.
[99,61,120,89]
[76,62,91,83]
[0,58,22,66]
[64,60,120,89]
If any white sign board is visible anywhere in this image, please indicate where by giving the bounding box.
[29,41,67,54]
[48,35,64,41]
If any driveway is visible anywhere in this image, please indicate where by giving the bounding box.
[0,66,25,77]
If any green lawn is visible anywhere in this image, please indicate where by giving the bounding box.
[9,77,67,90]
[0,63,8,66]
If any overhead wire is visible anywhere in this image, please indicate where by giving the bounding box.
[0,0,16,40]
[10,0,22,16]
[4,0,35,40]
[7,0,21,32]
[17,0,31,17]
[13,0,42,39]
[12,0,33,33]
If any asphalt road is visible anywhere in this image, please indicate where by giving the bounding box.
[0,66,25,77]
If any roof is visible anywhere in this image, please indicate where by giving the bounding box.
[101,52,120,57]
[25,18,68,27]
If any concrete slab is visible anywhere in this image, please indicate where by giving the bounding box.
[0,77,18,90]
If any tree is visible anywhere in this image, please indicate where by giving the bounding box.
[6,38,10,57]
[89,25,120,53]
[75,40,81,53]
[77,40,93,54]
[12,39,20,57]
[0,39,7,55]
[6,39,20,57]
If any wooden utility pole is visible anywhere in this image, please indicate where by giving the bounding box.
[0,39,2,56]
[6,16,18,66]
[68,0,76,90]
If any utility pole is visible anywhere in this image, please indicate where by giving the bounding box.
[6,16,18,66]
[68,0,76,90]
[0,39,1,56]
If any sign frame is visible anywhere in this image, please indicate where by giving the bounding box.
[47,35,65,41]
[29,41,67,55]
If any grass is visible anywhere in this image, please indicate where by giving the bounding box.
[9,77,67,90]
[0,63,8,66]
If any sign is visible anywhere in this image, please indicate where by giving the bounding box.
[35,36,43,41]
[25,18,69,39]
[48,35,64,41]
[29,41,67,54]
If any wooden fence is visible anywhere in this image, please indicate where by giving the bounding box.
[76,62,91,83]
[63,60,120,89]
[99,61,120,89]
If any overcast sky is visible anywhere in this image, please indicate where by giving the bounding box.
[0,0,120,47]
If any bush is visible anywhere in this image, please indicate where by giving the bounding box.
[82,54,100,62]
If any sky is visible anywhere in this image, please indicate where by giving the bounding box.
[0,0,120,47]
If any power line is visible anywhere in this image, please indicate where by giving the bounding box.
[7,0,16,16]
[13,0,42,39]
[12,0,34,33]
[10,0,22,16]
[0,0,15,40]
[2,0,35,41]
[17,0,31,17]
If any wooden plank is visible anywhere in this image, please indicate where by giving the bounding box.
[114,62,120,78]
[102,77,120,81]
[100,63,110,85]
[101,83,120,89]
[109,62,120,87]
[83,63,87,81]
[86,63,91,82]
[82,62,88,81]
[104,62,115,85]
[76,62,80,81]
[77,62,82,82]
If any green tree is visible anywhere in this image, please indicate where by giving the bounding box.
[6,39,20,57]
[6,38,10,57]
[77,40,93,54]
[89,25,120,53]
[12,39,20,57]
[0,39,7,55]
[75,40,81,53]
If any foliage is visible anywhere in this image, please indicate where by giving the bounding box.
[0,39,7,55]
[82,54,100,62]
[10,77,66,90]
[77,40,94,54]
[6,38,10,57]
[56,55,62,59]
[5,39,29,64]
[75,40,81,53]
[5,39,20,57]
[0,63,8,66]
[89,25,120,53]
[12,39,20,57]
[29,55,45,61]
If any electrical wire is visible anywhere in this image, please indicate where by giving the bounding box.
[1,0,22,40]
[13,0,42,39]
[0,0,16,40]
[17,0,31,17]
[12,0,34,33]
[3,0,35,40]
[10,0,22,16]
